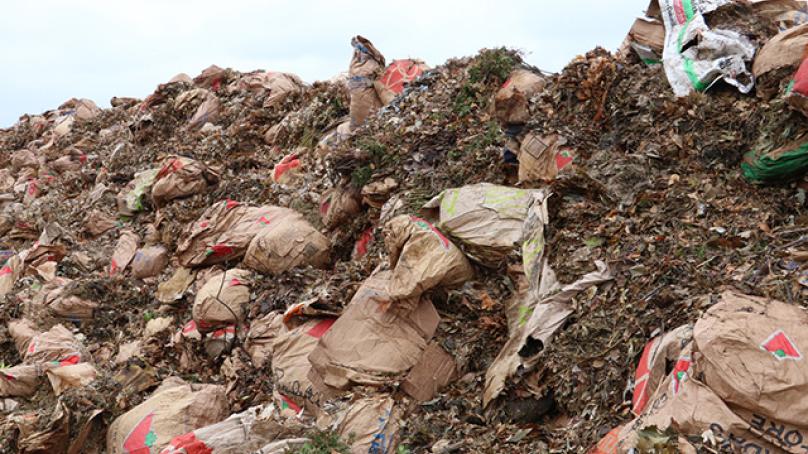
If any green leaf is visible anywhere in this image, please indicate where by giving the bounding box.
[584,237,604,248]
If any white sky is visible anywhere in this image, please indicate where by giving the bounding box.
[0,0,645,127]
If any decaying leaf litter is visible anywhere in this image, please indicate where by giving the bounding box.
[2,1,808,452]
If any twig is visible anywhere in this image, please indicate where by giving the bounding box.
[774,226,808,236]
[778,235,808,251]
[212,271,240,347]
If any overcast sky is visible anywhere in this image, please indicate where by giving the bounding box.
[0,0,644,127]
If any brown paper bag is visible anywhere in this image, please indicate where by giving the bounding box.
[348,36,385,128]
[11,401,70,453]
[188,94,221,129]
[174,88,210,112]
[194,65,227,89]
[143,317,174,338]
[484,262,612,407]
[271,318,336,410]
[308,271,439,389]
[316,120,353,157]
[110,230,140,276]
[615,291,808,453]
[203,325,236,357]
[361,177,398,209]
[131,245,169,279]
[52,115,74,137]
[627,17,665,53]
[66,98,101,121]
[282,298,343,324]
[243,215,330,275]
[693,291,808,428]
[82,210,117,239]
[753,23,808,97]
[262,72,307,109]
[161,404,311,454]
[106,377,228,454]
[156,267,196,304]
[8,319,38,355]
[422,184,548,265]
[494,69,545,125]
[45,363,97,396]
[0,254,23,297]
[11,149,39,171]
[24,324,89,364]
[320,187,361,230]
[165,73,191,84]
[349,36,385,79]
[753,23,808,78]
[192,269,251,332]
[234,71,304,100]
[336,395,401,454]
[151,156,219,206]
[401,341,457,401]
[617,375,788,452]
[50,147,87,173]
[631,324,694,415]
[348,85,382,128]
[518,133,574,183]
[245,312,286,368]
[176,201,289,267]
[159,405,276,454]
[0,364,41,397]
[48,293,98,320]
[383,215,474,303]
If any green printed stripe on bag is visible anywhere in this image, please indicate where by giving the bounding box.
[786,79,796,96]
[676,15,688,51]
[683,58,708,91]
[676,0,707,92]
[741,142,808,183]
[682,0,694,20]
[442,189,461,217]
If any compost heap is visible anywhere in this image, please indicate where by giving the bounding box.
[2,4,808,454]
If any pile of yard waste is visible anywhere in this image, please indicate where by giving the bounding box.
[2,1,808,452]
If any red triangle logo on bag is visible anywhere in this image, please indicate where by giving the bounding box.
[555,149,574,170]
[280,394,302,414]
[761,330,802,361]
[670,355,691,395]
[122,412,157,453]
